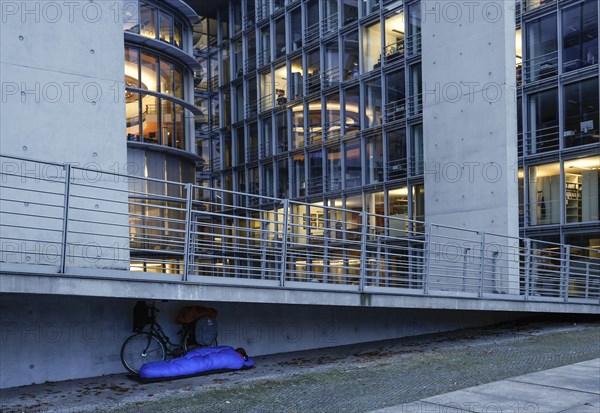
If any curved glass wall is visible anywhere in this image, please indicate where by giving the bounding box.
[125,46,187,150]
[123,0,184,49]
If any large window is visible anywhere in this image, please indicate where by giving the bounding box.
[344,138,361,188]
[366,133,383,184]
[528,162,561,226]
[125,47,187,149]
[344,86,360,134]
[564,156,599,223]
[527,88,559,153]
[343,31,359,80]
[562,0,598,73]
[387,128,407,180]
[327,146,342,191]
[386,69,406,122]
[364,78,382,128]
[563,78,599,148]
[525,14,558,81]
[126,1,184,50]
[362,22,382,73]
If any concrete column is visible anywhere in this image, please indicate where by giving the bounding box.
[421,1,519,293]
[0,1,129,270]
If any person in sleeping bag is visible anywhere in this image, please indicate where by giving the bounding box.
[139,346,254,379]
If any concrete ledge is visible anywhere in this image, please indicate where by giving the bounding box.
[1,272,599,314]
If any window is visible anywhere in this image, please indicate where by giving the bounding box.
[384,11,405,61]
[366,133,383,184]
[325,93,341,138]
[290,8,302,51]
[525,14,558,81]
[140,3,157,39]
[324,41,340,86]
[159,12,173,44]
[343,31,359,80]
[327,146,342,191]
[564,156,599,223]
[306,49,320,94]
[527,88,559,153]
[292,153,305,197]
[410,124,423,176]
[388,187,409,236]
[362,22,382,73]
[562,0,598,72]
[277,159,289,198]
[125,47,187,149]
[563,78,599,148]
[141,52,158,92]
[528,162,560,225]
[342,0,358,25]
[386,69,406,122]
[291,104,304,148]
[407,2,421,56]
[387,128,407,180]
[290,57,303,100]
[262,163,274,197]
[129,2,184,49]
[261,117,273,158]
[276,112,288,153]
[344,138,361,188]
[344,85,360,133]
[275,17,286,59]
[364,78,382,128]
[308,150,323,194]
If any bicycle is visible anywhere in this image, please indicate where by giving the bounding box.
[120,302,217,374]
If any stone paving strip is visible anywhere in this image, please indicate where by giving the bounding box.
[1,320,598,413]
[371,359,600,413]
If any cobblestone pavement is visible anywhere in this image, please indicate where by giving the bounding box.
[2,320,599,413]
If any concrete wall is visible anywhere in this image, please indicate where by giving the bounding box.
[421,1,519,293]
[0,293,522,388]
[0,1,130,270]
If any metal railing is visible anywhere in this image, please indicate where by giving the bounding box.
[304,21,320,45]
[1,155,599,304]
[524,51,558,82]
[384,40,405,64]
[384,99,406,122]
[525,125,560,154]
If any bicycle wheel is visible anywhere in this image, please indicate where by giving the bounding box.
[120,333,166,374]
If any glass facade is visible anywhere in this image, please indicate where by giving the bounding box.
[192,0,598,259]
[519,0,600,253]
[125,46,187,150]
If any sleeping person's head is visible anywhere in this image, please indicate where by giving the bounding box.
[235,347,249,361]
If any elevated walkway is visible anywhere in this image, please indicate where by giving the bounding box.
[1,155,599,314]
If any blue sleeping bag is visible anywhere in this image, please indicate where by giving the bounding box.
[139,346,254,379]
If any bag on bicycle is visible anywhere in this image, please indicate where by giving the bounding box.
[132,300,150,332]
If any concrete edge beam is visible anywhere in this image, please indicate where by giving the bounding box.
[1,273,599,314]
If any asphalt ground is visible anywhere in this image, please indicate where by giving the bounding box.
[1,318,599,413]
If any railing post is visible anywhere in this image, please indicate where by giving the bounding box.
[280,199,290,287]
[59,164,72,274]
[478,231,486,298]
[563,244,570,302]
[584,262,590,300]
[182,183,193,282]
[524,238,531,300]
[359,211,368,292]
[423,222,432,295]
[462,247,470,292]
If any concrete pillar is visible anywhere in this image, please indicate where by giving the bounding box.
[0,1,129,270]
[421,1,519,293]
